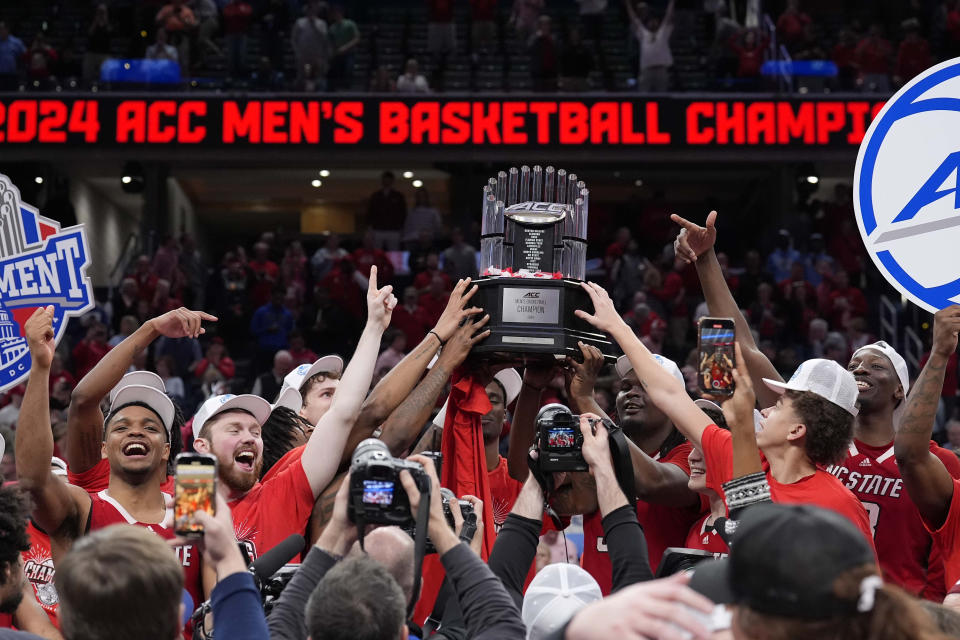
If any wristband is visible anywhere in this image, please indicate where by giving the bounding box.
[428,330,445,346]
[722,472,771,511]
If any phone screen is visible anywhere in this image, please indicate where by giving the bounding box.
[362,480,394,505]
[698,318,735,395]
[174,454,217,537]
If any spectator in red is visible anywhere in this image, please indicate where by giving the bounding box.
[413,252,451,293]
[375,329,408,373]
[24,33,58,81]
[895,19,931,86]
[281,240,308,298]
[155,0,197,67]
[131,255,158,302]
[71,322,111,379]
[779,261,816,307]
[855,23,892,92]
[193,338,237,383]
[351,229,395,282]
[249,241,279,307]
[470,0,497,52]
[832,29,858,91]
[223,0,253,76]
[825,268,867,329]
[366,171,407,250]
[776,0,811,53]
[151,279,182,315]
[391,286,432,347]
[48,352,75,394]
[418,274,451,326]
[287,329,317,366]
[641,317,667,353]
[623,298,661,338]
[650,259,688,347]
[529,15,559,91]
[320,258,365,320]
[604,227,631,275]
[152,235,179,282]
[728,28,767,85]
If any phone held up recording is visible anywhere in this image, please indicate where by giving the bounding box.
[174,453,217,537]
[697,317,735,395]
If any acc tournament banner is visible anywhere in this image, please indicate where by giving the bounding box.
[0,174,93,392]
[0,95,885,148]
[854,58,960,312]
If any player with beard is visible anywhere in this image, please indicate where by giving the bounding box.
[63,306,215,491]
[190,268,397,559]
[552,351,701,592]
[15,307,209,628]
[673,211,960,599]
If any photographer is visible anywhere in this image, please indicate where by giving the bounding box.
[268,455,523,640]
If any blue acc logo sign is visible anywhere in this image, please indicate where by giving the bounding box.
[0,174,93,392]
[855,57,960,312]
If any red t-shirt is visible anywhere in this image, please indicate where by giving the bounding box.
[88,489,203,627]
[487,456,522,532]
[684,512,729,555]
[68,458,175,495]
[927,478,960,592]
[702,424,875,549]
[391,305,432,348]
[827,440,960,599]
[581,442,702,594]
[228,456,316,561]
[24,522,58,627]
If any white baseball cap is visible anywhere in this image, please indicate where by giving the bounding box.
[522,564,603,640]
[109,384,176,437]
[51,457,68,477]
[192,394,272,440]
[272,386,303,413]
[283,356,344,392]
[432,368,522,428]
[616,353,685,386]
[763,359,859,417]
[109,371,165,404]
[851,341,910,395]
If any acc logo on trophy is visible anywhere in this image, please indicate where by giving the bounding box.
[855,57,960,312]
[0,173,93,392]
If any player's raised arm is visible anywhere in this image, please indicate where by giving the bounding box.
[726,343,764,478]
[671,211,784,407]
[66,307,215,473]
[16,307,89,539]
[576,282,712,449]
[343,277,482,462]
[301,266,396,496]
[895,306,960,529]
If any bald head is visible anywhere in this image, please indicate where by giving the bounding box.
[350,526,415,604]
[273,350,294,376]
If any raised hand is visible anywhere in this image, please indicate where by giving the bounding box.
[932,306,960,357]
[366,265,398,331]
[566,341,604,400]
[150,307,218,339]
[671,210,718,265]
[575,282,628,335]
[24,306,56,369]
[433,277,483,343]
[436,312,491,369]
[721,343,756,431]
[580,413,614,474]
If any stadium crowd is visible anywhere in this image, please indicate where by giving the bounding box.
[2,186,960,640]
[0,0,959,92]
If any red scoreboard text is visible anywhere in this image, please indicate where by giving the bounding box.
[0,96,885,148]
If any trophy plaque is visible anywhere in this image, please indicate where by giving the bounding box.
[472,166,617,364]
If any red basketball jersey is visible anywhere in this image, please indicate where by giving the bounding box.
[23,521,58,627]
[684,512,729,555]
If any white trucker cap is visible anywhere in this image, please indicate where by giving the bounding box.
[109,384,176,436]
[432,368,522,428]
[852,341,910,395]
[616,353,685,385]
[109,371,166,404]
[763,359,859,416]
[192,394,272,440]
[522,563,603,640]
[276,355,344,413]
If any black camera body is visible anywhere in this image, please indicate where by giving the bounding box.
[536,403,592,472]
[403,487,477,554]
[348,439,431,526]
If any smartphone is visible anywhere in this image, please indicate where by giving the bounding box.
[698,317,735,395]
[174,453,217,537]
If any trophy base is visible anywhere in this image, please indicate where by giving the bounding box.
[469,277,619,365]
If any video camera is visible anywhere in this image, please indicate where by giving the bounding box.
[348,438,431,527]
[535,403,607,472]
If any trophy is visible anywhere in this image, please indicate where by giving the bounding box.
[472,166,617,364]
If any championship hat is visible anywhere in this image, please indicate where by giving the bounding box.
[762,359,859,416]
[109,384,176,437]
[851,341,910,395]
[109,370,166,404]
[689,503,878,620]
[277,355,344,413]
[432,368,522,428]
[522,563,603,640]
[615,353,685,385]
[192,394,272,440]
